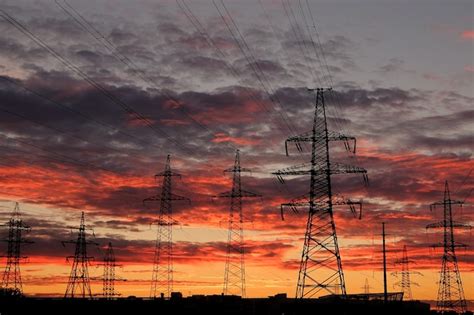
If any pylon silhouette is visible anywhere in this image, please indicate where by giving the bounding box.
[362,278,371,294]
[216,150,260,297]
[144,155,189,299]
[102,242,125,299]
[391,245,421,300]
[273,88,368,298]
[427,181,470,313]
[63,212,98,298]
[1,202,32,294]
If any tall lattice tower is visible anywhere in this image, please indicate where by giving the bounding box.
[144,155,189,299]
[427,181,470,313]
[362,278,370,294]
[1,202,32,294]
[273,88,368,298]
[392,245,421,300]
[63,211,98,298]
[216,150,260,297]
[102,242,122,299]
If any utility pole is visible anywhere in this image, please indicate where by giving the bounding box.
[392,245,421,300]
[216,150,260,297]
[382,222,387,304]
[63,211,97,299]
[426,181,470,314]
[273,88,368,298]
[144,155,189,299]
[1,202,32,295]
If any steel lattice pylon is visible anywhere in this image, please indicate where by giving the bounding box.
[63,211,97,299]
[392,245,421,300]
[144,155,189,299]
[273,88,368,298]
[102,242,120,299]
[427,181,470,314]
[216,150,260,297]
[1,202,32,294]
[362,278,370,294]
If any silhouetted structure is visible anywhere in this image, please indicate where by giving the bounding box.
[362,278,370,294]
[63,212,97,298]
[101,242,124,299]
[273,88,368,298]
[1,202,32,294]
[216,150,260,297]
[144,155,189,299]
[426,181,470,313]
[382,222,388,304]
[0,294,432,315]
[392,245,421,300]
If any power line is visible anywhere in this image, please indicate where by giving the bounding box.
[0,9,192,156]
[56,0,265,164]
[0,76,167,158]
[212,0,306,147]
[0,106,149,166]
[1,134,119,175]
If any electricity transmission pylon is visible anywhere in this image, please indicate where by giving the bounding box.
[216,150,260,297]
[426,181,470,314]
[102,242,124,299]
[144,155,189,299]
[391,245,421,300]
[362,278,371,294]
[273,88,368,298]
[63,211,98,299]
[1,202,32,294]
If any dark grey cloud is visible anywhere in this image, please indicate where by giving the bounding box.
[377,57,404,74]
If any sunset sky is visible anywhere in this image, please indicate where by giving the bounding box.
[0,0,473,300]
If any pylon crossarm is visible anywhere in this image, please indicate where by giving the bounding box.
[0,224,31,231]
[240,189,261,198]
[329,162,367,175]
[143,193,190,204]
[427,221,472,230]
[154,218,178,226]
[332,195,363,219]
[274,163,368,180]
[430,200,464,211]
[273,162,312,174]
[280,202,309,219]
[285,131,357,155]
[217,190,260,198]
[452,221,472,229]
[155,170,181,178]
[430,242,468,249]
[224,167,252,173]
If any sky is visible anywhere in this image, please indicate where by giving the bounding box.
[0,0,473,301]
